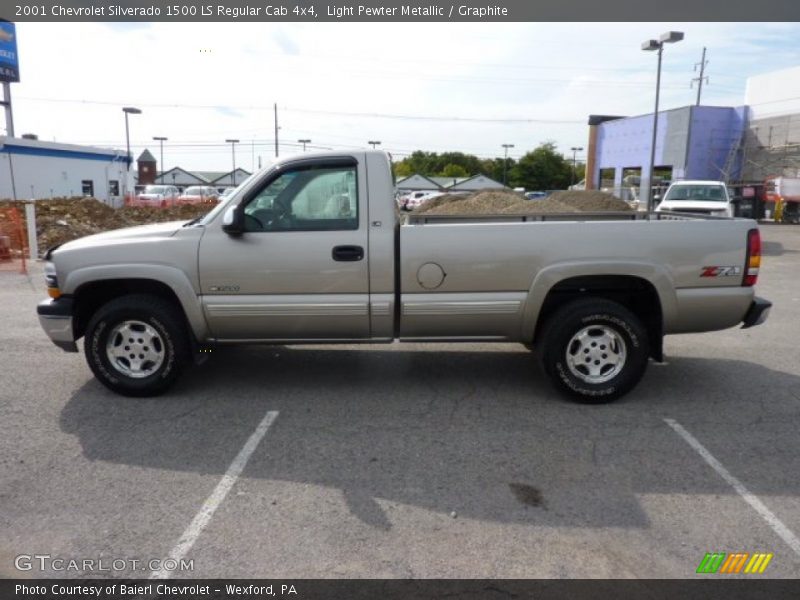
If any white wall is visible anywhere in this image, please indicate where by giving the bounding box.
[746,65,800,120]
[0,152,132,203]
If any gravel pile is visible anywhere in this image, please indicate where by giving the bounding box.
[416,189,631,216]
[0,198,212,256]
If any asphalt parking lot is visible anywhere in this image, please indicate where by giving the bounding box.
[1,224,799,580]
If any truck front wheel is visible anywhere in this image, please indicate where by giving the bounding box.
[537,298,649,403]
[84,294,189,397]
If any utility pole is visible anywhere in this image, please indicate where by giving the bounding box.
[691,47,708,106]
[274,103,279,158]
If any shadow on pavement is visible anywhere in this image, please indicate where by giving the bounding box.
[60,347,800,530]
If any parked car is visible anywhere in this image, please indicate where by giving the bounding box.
[218,188,237,201]
[38,151,770,402]
[178,186,219,205]
[135,185,180,207]
[525,191,548,200]
[401,191,442,211]
[655,180,734,217]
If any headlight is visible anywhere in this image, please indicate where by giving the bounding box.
[44,261,61,298]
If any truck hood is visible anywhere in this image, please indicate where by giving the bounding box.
[56,220,188,252]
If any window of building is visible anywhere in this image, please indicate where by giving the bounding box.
[109,180,119,196]
[82,180,94,197]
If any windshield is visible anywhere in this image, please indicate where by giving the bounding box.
[664,184,727,202]
[143,185,170,194]
[182,186,205,195]
[197,171,261,226]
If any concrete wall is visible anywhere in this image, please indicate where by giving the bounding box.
[741,113,800,180]
[746,65,800,121]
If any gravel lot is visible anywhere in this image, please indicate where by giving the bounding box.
[1,224,799,579]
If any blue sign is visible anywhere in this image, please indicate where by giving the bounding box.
[0,21,19,82]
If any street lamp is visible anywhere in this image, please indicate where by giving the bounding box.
[153,136,167,183]
[298,138,311,152]
[501,143,514,186]
[121,107,141,172]
[642,31,684,212]
[225,139,239,187]
[368,140,381,149]
[570,146,583,186]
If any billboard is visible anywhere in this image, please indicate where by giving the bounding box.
[0,21,19,82]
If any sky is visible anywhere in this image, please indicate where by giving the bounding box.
[5,21,800,172]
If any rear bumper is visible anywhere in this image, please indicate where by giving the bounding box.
[37,297,78,352]
[741,296,772,329]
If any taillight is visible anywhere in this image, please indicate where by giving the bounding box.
[743,228,761,286]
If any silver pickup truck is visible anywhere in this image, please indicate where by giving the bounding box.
[37,151,771,402]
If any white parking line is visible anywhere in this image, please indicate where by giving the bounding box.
[150,410,280,579]
[665,417,800,557]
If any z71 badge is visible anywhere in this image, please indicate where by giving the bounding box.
[700,266,742,277]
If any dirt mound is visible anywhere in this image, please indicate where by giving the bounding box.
[414,193,471,213]
[545,190,631,212]
[0,197,212,256]
[415,188,630,216]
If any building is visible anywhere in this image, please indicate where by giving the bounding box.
[740,65,800,181]
[135,149,253,193]
[396,173,505,194]
[584,65,800,195]
[0,136,131,203]
[586,106,748,194]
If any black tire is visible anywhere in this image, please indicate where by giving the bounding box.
[536,298,649,403]
[84,294,189,397]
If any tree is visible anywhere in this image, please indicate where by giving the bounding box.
[440,163,469,178]
[510,142,572,190]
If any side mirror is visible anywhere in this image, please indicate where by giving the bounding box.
[222,205,244,234]
[653,194,661,202]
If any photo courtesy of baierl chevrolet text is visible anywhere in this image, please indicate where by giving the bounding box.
[1,1,800,599]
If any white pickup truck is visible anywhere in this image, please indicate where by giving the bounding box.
[655,180,734,217]
[38,151,771,402]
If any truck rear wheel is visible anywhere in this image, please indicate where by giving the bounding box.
[84,294,189,397]
[537,298,649,403]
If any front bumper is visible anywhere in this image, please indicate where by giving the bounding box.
[37,297,78,352]
[741,296,772,329]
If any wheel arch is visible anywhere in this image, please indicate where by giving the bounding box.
[523,264,674,362]
[67,268,207,342]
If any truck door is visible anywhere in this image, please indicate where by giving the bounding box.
[198,157,370,340]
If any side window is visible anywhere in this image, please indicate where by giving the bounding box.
[243,165,358,232]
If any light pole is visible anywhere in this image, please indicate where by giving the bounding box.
[298,138,311,152]
[122,107,141,203]
[225,139,239,187]
[122,107,141,172]
[153,136,167,183]
[570,146,583,186]
[368,140,381,149]
[502,143,514,186]
[642,31,684,212]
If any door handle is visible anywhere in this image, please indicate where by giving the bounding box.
[332,245,364,262]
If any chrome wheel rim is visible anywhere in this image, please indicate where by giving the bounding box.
[565,325,627,384]
[105,320,165,379]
